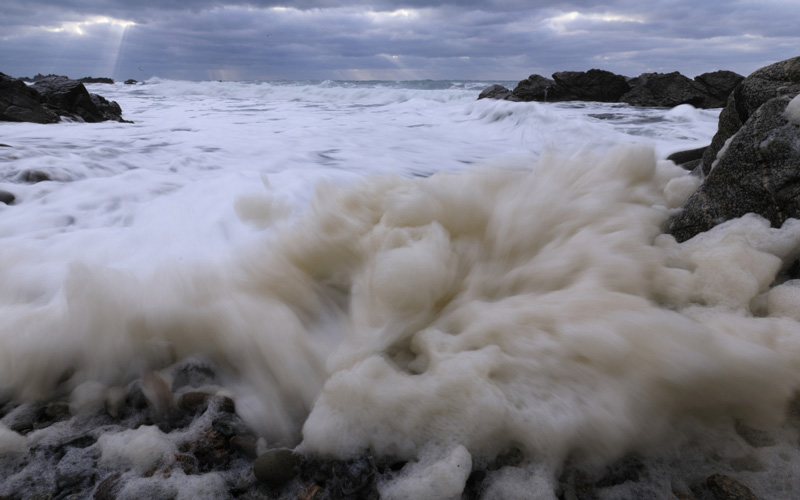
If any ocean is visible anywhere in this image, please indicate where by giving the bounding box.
[2,79,799,499]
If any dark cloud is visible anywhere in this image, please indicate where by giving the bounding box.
[0,0,797,81]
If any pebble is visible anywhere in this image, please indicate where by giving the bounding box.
[0,190,15,205]
[706,474,760,500]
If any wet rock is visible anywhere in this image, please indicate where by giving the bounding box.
[0,190,15,205]
[78,77,114,84]
[733,421,777,448]
[43,402,70,419]
[0,72,60,124]
[667,95,800,242]
[30,75,129,123]
[307,455,378,498]
[191,427,231,472]
[229,435,258,458]
[552,69,631,103]
[667,146,708,169]
[174,453,199,475]
[477,84,513,100]
[171,357,219,391]
[254,448,303,486]
[701,56,800,174]
[512,74,576,102]
[56,447,98,492]
[93,472,122,500]
[705,474,759,500]
[17,169,51,183]
[594,454,646,488]
[124,79,138,85]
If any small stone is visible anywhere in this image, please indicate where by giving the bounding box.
[174,453,198,475]
[93,473,121,500]
[171,357,218,391]
[0,190,15,205]
[706,474,759,500]
[253,448,303,486]
[44,402,70,419]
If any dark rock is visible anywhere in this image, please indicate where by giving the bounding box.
[124,79,138,85]
[253,448,303,486]
[0,72,60,124]
[667,146,708,167]
[174,453,199,475]
[32,76,128,123]
[701,56,800,175]
[667,95,800,242]
[56,447,97,492]
[78,77,114,84]
[0,190,15,205]
[229,435,258,458]
[307,455,379,499]
[191,427,231,472]
[733,421,777,448]
[705,474,759,500]
[211,411,249,438]
[17,169,51,183]
[171,356,219,391]
[621,72,707,108]
[594,454,646,488]
[694,70,745,108]
[511,74,574,102]
[477,84,513,100]
[552,69,631,102]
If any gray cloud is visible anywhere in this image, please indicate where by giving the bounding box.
[1,1,797,81]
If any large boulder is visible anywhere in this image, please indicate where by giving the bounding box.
[667,94,800,242]
[478,84,513,101]
[701,56,800,174]
[551,69,630,102]
[693,70,745,108]
[0,72,59,124]
[621,72,708,108]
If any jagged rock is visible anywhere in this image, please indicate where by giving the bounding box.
[552,69,631,102]
[667,95,800,242]
[0,190,15,205]
[124,79,138,85]
[621,72,707,107]
[701,56,800,174]
[668,146,708,170]
[31,76,127,123]
[0,72,60,124]
[477,84,513,100]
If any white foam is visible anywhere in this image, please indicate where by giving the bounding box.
[98,425,177,473]
[379,445,472,500]
[786,93,800,125]
[0,424,27,455]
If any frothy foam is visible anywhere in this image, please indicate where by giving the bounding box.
[3,144,800,472]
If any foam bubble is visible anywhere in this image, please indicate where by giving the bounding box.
[785,93,800,125]
[98,425,177,473]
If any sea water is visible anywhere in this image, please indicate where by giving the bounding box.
[3,79,800,497]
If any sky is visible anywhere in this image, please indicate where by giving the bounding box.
[1,1,797,82]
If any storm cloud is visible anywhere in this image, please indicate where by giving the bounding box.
[1,1,797,81]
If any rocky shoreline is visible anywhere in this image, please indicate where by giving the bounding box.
[479,68,743,109]
[2,56,800,499]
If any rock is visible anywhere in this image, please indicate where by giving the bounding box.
[594,454,646,487]
[17,169,51,183]
[734,421,777,448]
[694,70,745,108]
[667,95,800,242]
[56,447,97,492]
[621,72,707,108]
[229,435,258,458]
[667,146,708,169]
[31,76,128,123]
[171,356,219,391]
[510,74,572,102]
[124,79,138,85]
[78,77,114,84]
[177,391,210,412]
[93,472,122,500]
[0,72,60,124]
[552,69,631,102]
[0,190,15,205]
[253,448,303,486]
[701,56,800,174]
[477,84,513,100]
[705,474,759,500]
